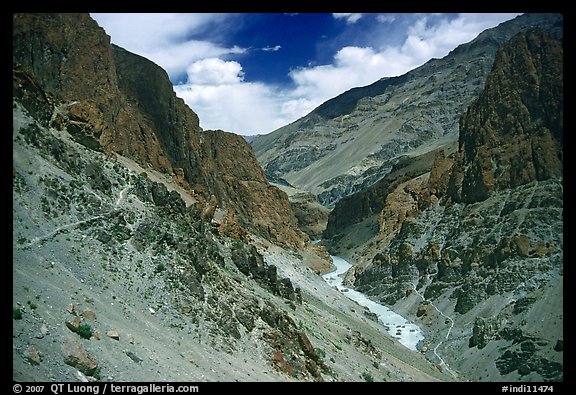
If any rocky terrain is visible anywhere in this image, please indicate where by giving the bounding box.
[324,27,563,382]
[273,183,331,241]
[12,13,455,383]
[251,13,563,208]
[13,13,306,250]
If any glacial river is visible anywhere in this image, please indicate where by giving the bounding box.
[323,255,425,351]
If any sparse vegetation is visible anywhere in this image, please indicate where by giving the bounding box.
[76,323,94,339]
[13,308,23,320]
[362,371,374,382]
[27,301,38,310]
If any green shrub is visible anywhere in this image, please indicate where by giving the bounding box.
[362,372,374,382]
[13,308,23,320]
[77,323,93,339]
[154,263,166,274]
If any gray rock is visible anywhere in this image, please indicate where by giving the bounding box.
[35,323,50,339]
[107,330,120,340]
[62,337,98,376]
[26,346,41,365]
[125,350,143,363]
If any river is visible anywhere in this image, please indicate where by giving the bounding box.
[322,255,425,351]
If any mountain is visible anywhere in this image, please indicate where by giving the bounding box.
[251,13,563,208]
[325,28,563,382]
[13,13,306,249]
[12,13,454,382]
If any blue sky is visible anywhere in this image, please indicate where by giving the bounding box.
[91,13,521,136]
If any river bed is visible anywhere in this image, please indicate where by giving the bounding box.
[323,255,425,351]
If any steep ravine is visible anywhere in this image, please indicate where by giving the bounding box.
[252,13,563,207]
[13,13,456,383]
[324,28,563,382]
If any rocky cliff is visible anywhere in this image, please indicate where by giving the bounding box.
[252,13,562,207]
[13,13,306,249]
[328,28,563,382]
[13,13,457,382]
[448,29,563,203]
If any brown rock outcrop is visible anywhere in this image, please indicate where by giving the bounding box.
[62,337,98,376]
[448,29,563,203]
[13,13,306,248]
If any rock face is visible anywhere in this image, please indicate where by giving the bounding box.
[330,28,562,382]
[14,13,456,383]
[12,13,306,249]
[448,29,563,203]
[252,13,563,207]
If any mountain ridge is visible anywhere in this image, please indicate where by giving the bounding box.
[251,13,563,207]
[13,12,308,249]
[13,12,456,383]
[325,27,563,382]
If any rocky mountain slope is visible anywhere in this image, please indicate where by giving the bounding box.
[251,13,563,208]
[13,13,306,249]
[13,13,455,382]
[325,28,563,382]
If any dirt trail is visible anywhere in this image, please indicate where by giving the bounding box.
[411,277,458,379]
[114,154,197,207]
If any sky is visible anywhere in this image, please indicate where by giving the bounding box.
[91,13,521,136]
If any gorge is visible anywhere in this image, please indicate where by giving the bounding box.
[13,12,562,383]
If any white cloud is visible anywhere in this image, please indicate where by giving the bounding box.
[333,13,364,24]
[287,13,522,118]
[91,13,245,79]
[185,58,244,85]
[174,58,314,135]
[141,41,246,80]
[376,14,397,24]
[262,45,282,52]
[93,13,521,135]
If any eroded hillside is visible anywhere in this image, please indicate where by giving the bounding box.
[251,13,563,208]
[13,13,454,383]
[325,28,563,382]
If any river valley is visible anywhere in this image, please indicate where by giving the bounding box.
[323,255,425,350]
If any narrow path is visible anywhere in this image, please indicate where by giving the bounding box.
[16,184,129,250]
[115,185,130,208]
[411,277,459,379]
[15,214,107,249]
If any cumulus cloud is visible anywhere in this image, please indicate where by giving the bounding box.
[333,13,364,24]
[174,58,313,135]
[91,13,245,79]
[95,13,520,135]
[185,58,244,85]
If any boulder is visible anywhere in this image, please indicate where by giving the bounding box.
[82,308,96,320]
[36,323,50,339]
[416,303,430,317]
[107,330,120,340]
[66,316,82,333]
[26,346,41,365]
[62,337,98,376]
